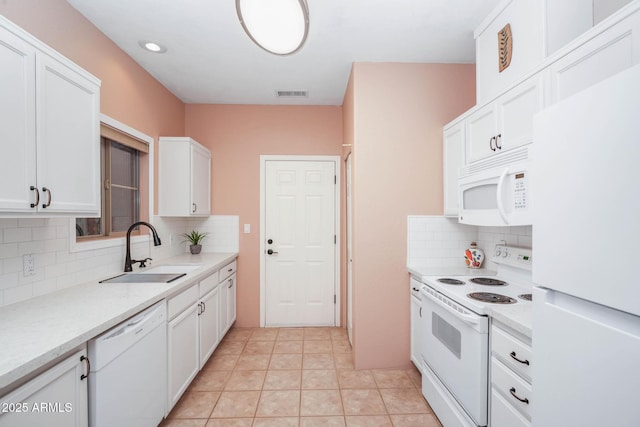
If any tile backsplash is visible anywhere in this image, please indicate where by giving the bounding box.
[0,215,239,307]
[407,215,532,270]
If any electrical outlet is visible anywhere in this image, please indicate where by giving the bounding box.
[23,254,36,276]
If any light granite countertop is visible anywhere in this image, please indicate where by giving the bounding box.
[485,303,532,338]
[0,252,237,392]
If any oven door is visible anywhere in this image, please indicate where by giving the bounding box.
[420,285,489,426]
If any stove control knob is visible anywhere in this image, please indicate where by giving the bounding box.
[502,250,509,258]
[495,248,501,257]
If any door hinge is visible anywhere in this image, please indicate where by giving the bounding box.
[334,294,336,304]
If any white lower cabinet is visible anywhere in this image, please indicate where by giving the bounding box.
[167,260,237,412]
[490,322,532,427]
[198,275,221,368]
[218,260,237,337]
[219,274,237,337]
[167,287,200,412]
[0,347,89,427]
[491,388,529,427]
[409,278,423,370]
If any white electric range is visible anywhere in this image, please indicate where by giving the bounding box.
[418,244,533,427]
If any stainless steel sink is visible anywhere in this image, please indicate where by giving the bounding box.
[139,265,200,274]
[99,273,186,284]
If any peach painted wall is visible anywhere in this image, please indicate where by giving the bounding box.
[346,63,476,369]
[185,105,343,327]
[0,0,186,213]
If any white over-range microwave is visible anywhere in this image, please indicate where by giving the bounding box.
[458,145,531,226]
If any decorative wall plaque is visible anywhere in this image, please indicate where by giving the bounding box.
[498,23,512,72]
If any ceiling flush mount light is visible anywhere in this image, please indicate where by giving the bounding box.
[138,40,167,53]
[236,0,309,55]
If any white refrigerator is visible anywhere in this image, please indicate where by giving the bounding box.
[532,64,640,426]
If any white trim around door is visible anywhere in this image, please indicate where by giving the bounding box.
[260,155,341,327]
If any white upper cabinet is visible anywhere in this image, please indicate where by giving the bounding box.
[0,24,36,212]
[547,5,640,104]
[475,0,606,104]
[443,120,465,216]
[35,53,101,214]
[466,74,544,164]
[0,17,101,215]
[158,137,211,217]
[475,0,545,104]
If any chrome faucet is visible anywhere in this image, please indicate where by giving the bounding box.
[124,221,162,272]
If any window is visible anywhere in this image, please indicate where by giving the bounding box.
[76,123,149,240]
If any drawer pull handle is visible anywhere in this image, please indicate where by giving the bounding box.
[80,355,90,380]
[509,387,529,404]
[510,351,530,365]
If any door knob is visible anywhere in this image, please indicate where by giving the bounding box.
[267,249,278,255]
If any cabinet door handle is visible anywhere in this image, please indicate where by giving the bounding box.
[192,203,197,213]
[509,387,529,404]
[496,133,502,149]
[489,136,496,151]
[228,278,233,288]
[202,301,206,313]
[80,355,90,380]
[197,302,202,315]
[30,186,40,208]
[419,307,422,318]
[509,351,530,365]
[41,187,52,208]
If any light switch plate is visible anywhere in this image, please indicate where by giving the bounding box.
[243,224,251,234]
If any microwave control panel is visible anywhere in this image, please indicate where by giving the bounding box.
[513,172,528,210]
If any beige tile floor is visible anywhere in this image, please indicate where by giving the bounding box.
[161,327,443,427]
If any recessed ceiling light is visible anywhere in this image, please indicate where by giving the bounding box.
[138,40,167,53]
[236,0,309,56]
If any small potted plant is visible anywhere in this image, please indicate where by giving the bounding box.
[181,230,208,254]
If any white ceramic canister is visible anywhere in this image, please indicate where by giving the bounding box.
[465,242,484,269]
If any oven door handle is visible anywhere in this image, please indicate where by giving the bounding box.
[422,289,480,325]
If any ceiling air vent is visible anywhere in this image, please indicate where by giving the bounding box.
[276,90,308,98]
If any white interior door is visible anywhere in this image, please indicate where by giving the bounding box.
[264,159,336,327]
[346,154,353,344]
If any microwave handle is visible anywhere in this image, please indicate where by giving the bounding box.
[496,167,509,224]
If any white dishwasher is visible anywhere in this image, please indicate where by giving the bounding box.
[88,301,167,427]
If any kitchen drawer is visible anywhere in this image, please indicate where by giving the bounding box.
[168,283,199,320]
[491,387,530,427]
[491,358,531,419]
[199,272,219,297]
[218,260,237,282]
[491,324,532,381]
